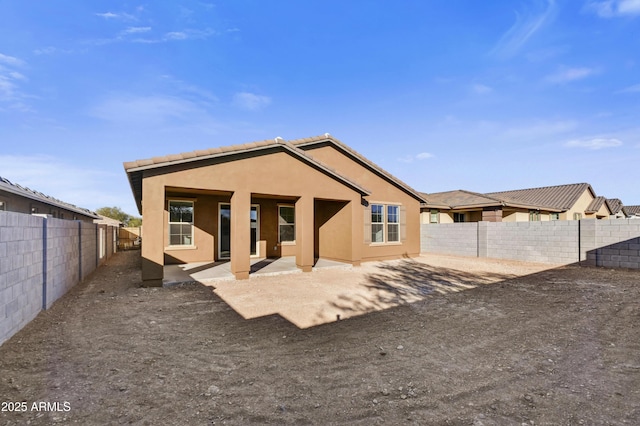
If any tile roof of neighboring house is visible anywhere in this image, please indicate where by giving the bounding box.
[606,198,624,215]
[486,183,594,211]
[124,134,427,214]
[420,188,565,212]
[0,176,99,219]
[585,196,609,214]
[94,215,123,226]
[419,190,505,209]
[624,205,640,216]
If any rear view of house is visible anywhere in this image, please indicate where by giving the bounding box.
[124,134,425,285]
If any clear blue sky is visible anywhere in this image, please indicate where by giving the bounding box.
[1,0,639,216]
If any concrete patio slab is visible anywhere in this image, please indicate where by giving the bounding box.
[163,256,352,286]
[204,254,555,329]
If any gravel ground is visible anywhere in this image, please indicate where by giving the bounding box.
[0,250,639,425]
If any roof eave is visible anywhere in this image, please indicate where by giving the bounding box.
[294,137,427,203]
[124,142,371,214]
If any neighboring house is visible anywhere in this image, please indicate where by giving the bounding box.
[605,198,626,219]
[624,205,640,219]
[124,134,426,284]
[422,183,613,223]
[419,189,562,224]
[94,215,123,227]
[0,176,99,222]
[94,215,124,257]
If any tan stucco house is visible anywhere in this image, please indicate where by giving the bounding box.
[421,183,613,224]
[124,134,426,285]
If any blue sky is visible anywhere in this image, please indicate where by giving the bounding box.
[1,0,639,216]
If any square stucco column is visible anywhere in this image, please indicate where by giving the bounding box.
[351,200,363,266]
[230,190,251,280]
[141,179,165,286]
[295,196,314,272]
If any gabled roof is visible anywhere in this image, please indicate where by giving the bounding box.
[606,198,624,215]
[125,135,414,214]
[486,183,594,211]
[585,196,611,215]
[0,176,99,219]
[289,135,427,203]
[624,205,640,216]
[420,189,505,210]
[94,215,123,227]
[420,188,564,212]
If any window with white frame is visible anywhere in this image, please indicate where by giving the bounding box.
[370,203,402,243]
[550,212,560,221]
[387,205,400,242]
[529,210,540,221]
[453,212,465,222]
[371,204,384,243]
[573,212,582,220]
[278,205,295,242]
[169,200,194,246]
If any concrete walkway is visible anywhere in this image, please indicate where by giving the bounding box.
[163,256,351,285]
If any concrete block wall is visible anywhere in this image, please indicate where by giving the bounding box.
[80,221,98,281]
[587,219,640,268]
[421,223,478,257]
[0,211,116,347]
[45,218,81,309]
[0,212,44,346]
[485,220,580,264]
[421,219,640,269]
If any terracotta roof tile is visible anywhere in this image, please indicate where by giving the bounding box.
[486,183,592,210]
[624,205,640,216]
[586,196,606,213]
[605,198,623,214]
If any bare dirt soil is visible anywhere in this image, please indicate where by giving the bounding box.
[1,250,639,425]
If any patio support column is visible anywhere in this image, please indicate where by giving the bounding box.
[230,190,251,280]
[295,195,314,272]
[141,180,164,286]
[351,199,363,266]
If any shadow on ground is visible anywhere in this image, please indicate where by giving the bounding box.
[323,259,517,322]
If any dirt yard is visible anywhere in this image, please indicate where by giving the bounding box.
[1,250,639,425]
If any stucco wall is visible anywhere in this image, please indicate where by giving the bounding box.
[302,144,422,261]
[141,145,422,282]
[563,190,593,220]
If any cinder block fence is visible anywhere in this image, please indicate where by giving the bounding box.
[421,219,640,268]
[0,211,117,346]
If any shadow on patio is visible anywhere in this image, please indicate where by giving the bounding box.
[319,259,518,325]
[193,255,534,329]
